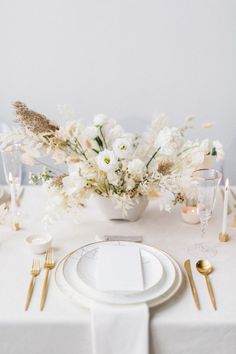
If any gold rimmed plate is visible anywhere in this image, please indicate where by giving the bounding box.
[54,241,182,308]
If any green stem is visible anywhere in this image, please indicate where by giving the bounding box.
[177,144,200,157]
[146,147,161,168]
[68,140,88,160]
[99,126,107,149]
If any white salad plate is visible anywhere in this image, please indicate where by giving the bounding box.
[77,247,164,294]
[55,241,182,308]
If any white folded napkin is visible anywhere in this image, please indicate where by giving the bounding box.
[96,245,144,292]
[91,302,149,354]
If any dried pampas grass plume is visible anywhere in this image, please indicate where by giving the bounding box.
[185,115,194,122]
[202,121,215,129]
[13,101,59,135]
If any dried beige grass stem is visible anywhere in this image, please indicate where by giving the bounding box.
[13,101,59,135]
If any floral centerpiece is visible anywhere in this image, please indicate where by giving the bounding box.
[1,102,224,222]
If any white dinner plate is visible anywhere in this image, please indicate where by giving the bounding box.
[56,241,178,306]
[63,242,175,304]
[77,247,164,294]
[54,242,182,309]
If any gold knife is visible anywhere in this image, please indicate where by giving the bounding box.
[184,259,200,310]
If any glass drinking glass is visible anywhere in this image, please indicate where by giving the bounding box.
[1,143,22,198]
[188,168,222,257]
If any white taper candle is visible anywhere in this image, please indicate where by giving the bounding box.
[222,178,229,234]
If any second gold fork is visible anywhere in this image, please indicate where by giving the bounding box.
[40,248,55,311]
[25,259,40,311]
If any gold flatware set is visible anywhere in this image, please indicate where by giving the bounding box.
[184,260,200,310]
[40,247,55,311]
[25,248,55,311]
[196,259,216,310]
[184,259,216,310]
[25,259,41,311]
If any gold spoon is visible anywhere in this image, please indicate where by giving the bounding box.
[196,260,217,310]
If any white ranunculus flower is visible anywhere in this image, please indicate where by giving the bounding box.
[128,159,145,176]
[93,114,108,126]
[97,149,117,172]
[213,140,224,160]
[62,172,86,195]
[113,138,134,159]
[155,127,183,155]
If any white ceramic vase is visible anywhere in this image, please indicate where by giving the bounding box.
[96,195,149,222]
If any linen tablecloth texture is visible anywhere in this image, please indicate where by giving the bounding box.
[0,186,236,354]
[91,303,149,354]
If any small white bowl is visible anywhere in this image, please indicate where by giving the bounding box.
[25,234,52,254]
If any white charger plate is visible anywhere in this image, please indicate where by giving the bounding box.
[77,247,164,294]
[63,242,175,305]
[55,241,181,307]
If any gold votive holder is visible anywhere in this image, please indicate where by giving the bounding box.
[219,232,230,242]
[12,222,20,231]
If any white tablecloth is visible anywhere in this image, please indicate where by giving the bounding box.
[0,186,236,354]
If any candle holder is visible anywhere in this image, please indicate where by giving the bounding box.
[219,232,230,242]
[12,222,20,231]
[181,206,200,224]
[181,197,200,224]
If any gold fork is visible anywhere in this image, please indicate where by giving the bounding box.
[40,248,55,311]
[25,259,40,311]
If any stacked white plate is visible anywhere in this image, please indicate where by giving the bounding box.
[55,241,182,309]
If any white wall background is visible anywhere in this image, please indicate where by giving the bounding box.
[0,0,236,181]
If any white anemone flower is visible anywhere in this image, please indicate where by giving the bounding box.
[62,172,86,195]
[113,138,134,159]
[97,149,117,172]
